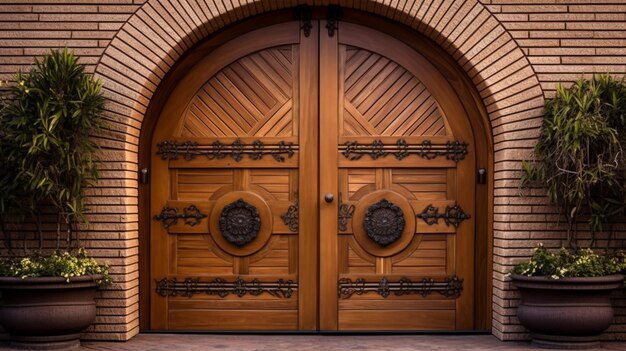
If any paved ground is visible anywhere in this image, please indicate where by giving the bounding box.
[3,334,624,351]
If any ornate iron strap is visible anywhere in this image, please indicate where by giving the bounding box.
[154,205,207,228]
[281,193,299,232]
[294,5,312,37]
[156,277,296,298]
[338,275,463,299]
[338,192,355,232]
[219,199,261,246]
[326,5,343,37]
[157,139,296,162]
[363,199,405,246]
[340,139,468,162]
[416,203,470,228]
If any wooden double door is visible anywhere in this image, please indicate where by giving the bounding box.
[150,20,476,331]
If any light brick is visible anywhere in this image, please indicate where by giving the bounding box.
[1,0,625,344]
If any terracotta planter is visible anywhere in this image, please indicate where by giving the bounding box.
[511,274,624,349]
[0,275,101,350]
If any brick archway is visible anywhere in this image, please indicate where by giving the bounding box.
[93,0,543,340]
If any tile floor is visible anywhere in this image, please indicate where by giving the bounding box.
[2,334,624,351]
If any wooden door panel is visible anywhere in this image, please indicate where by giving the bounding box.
[342,46,449,137]
[169,310,298,330]
[320,23,475,331]
[338,311,455,331]
[151,22,317,331]
[180,46,296,138]
[151,20,474,332]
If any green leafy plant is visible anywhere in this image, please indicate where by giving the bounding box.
[0,248,111,285]
[0,49,109,284]
[0,48,105,251]
[512,244,626,279]
[521,75,626,247]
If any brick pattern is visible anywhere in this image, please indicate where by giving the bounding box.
[0,0,623,343]
[483,0,626,341]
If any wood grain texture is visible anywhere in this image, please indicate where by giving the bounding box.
[338,310,455,330]
[342,46,448,137]
[151,20,476,332]
[181,46,295,138]
[151,23,302,331]
[330,24,476,331]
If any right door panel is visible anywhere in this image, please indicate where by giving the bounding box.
[319,22,476,331]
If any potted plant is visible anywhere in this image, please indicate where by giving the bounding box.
[0,48,111,349]
[512,75,626,348]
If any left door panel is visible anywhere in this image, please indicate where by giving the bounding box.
[149,22,318,331]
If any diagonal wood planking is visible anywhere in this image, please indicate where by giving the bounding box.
[343,47,447,137]
[182,46,294,138]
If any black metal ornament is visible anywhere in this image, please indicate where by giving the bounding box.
[326,5,343,37]
[338,192,355,232]
[363,199,405,246]
[218,199,261,246]
[154,204,207,228]
[416,203,470,228]
[156,277,296,298]
[281,193,299,232]
[338,275,463,299]
[294,5,312,37]
[340,138,468,162]
[156,139,295,162]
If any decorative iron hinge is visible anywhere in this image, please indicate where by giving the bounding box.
[326,5,343,37]
[157,139,296,162]
[416,203,470,228]
[338,275,463,299]
[156,277,297,298]
[281,193,299,232]
[154,205,207,228]
[338,192,355,232]
[340,139,468,163]
[294,5,312,37]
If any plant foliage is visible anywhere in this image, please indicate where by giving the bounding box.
[521,75,626,246]
[512,244,626,279]
[0,48,105,248]
[0,49,109,283]
[0,248,110,285]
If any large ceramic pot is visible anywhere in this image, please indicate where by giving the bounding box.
[0,275,101,350]
[510,274,624,349]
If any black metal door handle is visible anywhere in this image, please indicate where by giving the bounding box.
[325,193,334,203]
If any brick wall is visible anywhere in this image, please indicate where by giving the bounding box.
[484,0,626,341]
[0,0,624,342]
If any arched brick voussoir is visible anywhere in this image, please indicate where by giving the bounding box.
[96,0,543,149]
[92,1,544,340]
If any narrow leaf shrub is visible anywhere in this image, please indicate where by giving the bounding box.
[0,49,109,283]
[521,74,626,246]
[0,48,105,224]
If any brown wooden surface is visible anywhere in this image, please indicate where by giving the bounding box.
[318,22,476,331]
[150,22,307,331]
[147,17,486,332]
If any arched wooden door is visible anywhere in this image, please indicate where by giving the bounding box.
[150,20,476,331]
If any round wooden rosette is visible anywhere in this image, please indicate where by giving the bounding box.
[209,191,273,257]
[352,190,416,257]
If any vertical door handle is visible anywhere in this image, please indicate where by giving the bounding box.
[477,168,486,184]
[140,168,148,184]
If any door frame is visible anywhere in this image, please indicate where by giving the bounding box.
[138,8,493,331]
